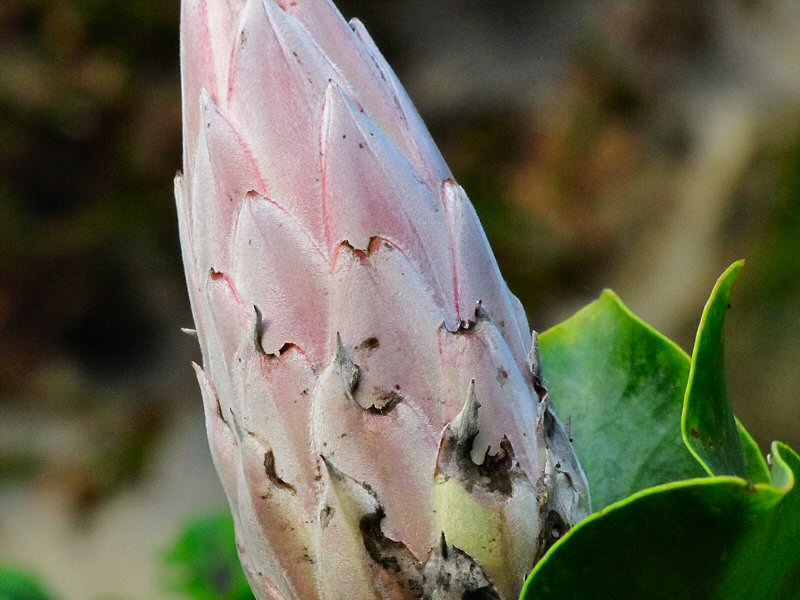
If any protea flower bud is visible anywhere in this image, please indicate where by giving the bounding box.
[175,1,589,598]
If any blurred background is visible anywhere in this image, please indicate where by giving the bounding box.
[0,0,798,598]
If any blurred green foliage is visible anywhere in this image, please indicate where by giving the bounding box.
[0,567,54,600]
[164,513,255,600]
[0,511,256,600]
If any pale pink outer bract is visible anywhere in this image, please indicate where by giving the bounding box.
[175,1,589,598]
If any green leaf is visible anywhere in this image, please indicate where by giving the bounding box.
[0,568,55,600]
[164,512,255,600]
[540,290,705,510]
[738,419,772,485]
[682,261,754,478]
[520,442,800,600]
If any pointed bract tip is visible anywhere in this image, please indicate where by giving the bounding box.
[529,330,542,380]
[253,305,266,354]
[319,453,339,479]
[451,380,481,443]
[440,177,466,209]
[422,531,500,599]
[320,454,380,517]
[439,531,449,558]
[334,332,361,398]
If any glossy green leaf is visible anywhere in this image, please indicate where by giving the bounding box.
[738,419,772,485]
[682,261,770,482]
[521,442,800,600]
[0,568,54,600]
[164,512,255,600]
[540,290,705,510]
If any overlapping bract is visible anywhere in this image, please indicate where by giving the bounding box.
[176,1,589,598]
